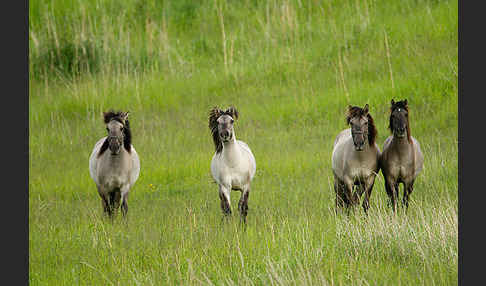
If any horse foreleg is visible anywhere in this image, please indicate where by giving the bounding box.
[101,195,111,216]
[97,186,111,217]
[238,187,250,225]
[120,187,130,218]
[334,178,348,214]
[343,178,356,214]
[362,176,376,215]
[334,180,343,212]
[385,178,398,213]
[219,185,232,217]
[403,180,415,212]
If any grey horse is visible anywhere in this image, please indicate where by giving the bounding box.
[332,104,381,214]
[89,111,140,218]
[209,106,256,224]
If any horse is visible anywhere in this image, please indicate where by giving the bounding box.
[379,99,424,212]
[331,104,381,214]
[89,111,140,218]
[208,106,256,224]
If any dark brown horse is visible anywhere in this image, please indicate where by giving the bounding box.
[379,99,424,212]
[332,104,381,214]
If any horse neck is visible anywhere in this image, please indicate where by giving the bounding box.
[390,133,413,155]
[221,135,243,166]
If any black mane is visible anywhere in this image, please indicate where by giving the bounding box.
[98,110,132,157]
[389,99,412,143]
[346,105,378,146]
[208,106,238,154]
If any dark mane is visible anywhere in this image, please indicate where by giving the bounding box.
[98,139,110,158]
[103,110,125,124]
[123,119,132,152]
[346,105,377,146]
[208,106,239,154]
[366,113,377,145]
[98,110,132,157]
[389,100,412,143]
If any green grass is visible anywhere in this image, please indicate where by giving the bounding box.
[29,0,458,284]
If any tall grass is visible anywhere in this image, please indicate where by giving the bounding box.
[30,0,457,285]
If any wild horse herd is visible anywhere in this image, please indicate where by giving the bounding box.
[89,99,423,223]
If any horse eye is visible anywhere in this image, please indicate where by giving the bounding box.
[231,119,234,124]
[120,127,124,131]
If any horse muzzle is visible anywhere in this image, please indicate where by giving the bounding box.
[220,131,232,142]
[395,129,406,138]
[108,137,122,155]
[355,145,364,151]
[352,132,365,151]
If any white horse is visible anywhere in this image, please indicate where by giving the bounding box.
[89,111,140,218]
[209,106,256,223]
[332,104,381,214]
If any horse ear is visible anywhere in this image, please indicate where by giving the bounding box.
[227,106,239,120]
[103,111,112,124]
[120,112,129,124]
[209,107,223,128]
[363,104,369,114]
[211,107,223,118]
[391,99,395,106]
[348,105,353,111]
[404,99,408,106]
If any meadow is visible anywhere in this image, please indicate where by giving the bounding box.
[29,0,458,284]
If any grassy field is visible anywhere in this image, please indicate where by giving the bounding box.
[29,0,458,284]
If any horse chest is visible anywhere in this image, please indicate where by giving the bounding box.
[345,153,377,179]
[223,166,247,187]
[98,162,129,189]
[386,151,414,180]
[348,166,373,180]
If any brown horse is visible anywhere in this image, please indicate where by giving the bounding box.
[379,99,424,212]
[332,104,381,214]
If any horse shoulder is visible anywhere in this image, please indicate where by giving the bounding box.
[236,140,256,171]
[332,134,354,180]
[210,153,224,184]
[333,128,351,148]
[89,137,108,185]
